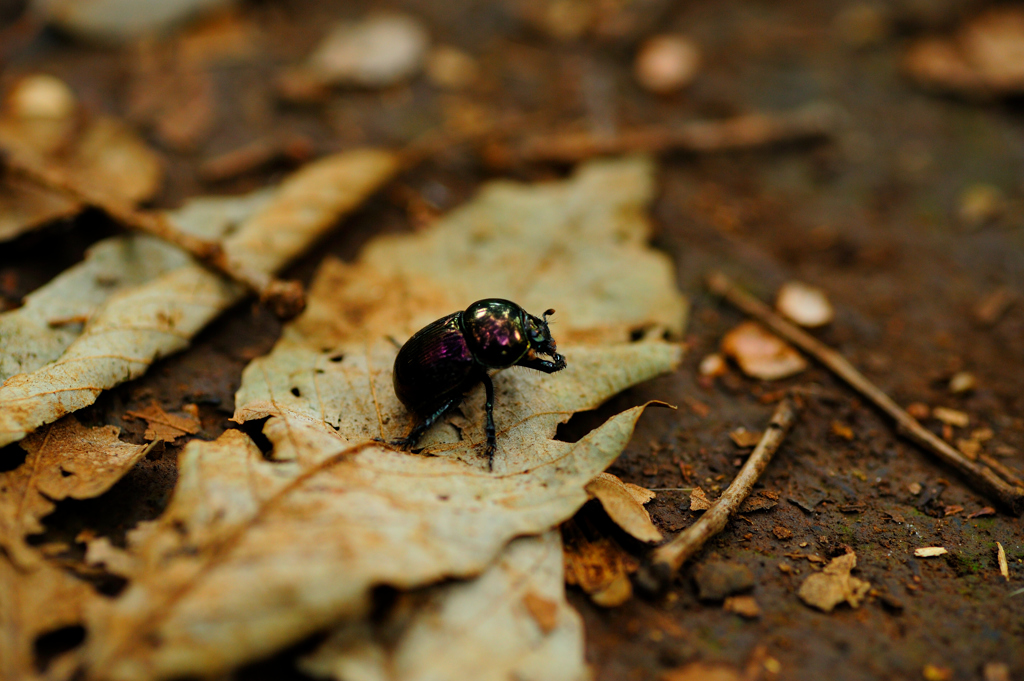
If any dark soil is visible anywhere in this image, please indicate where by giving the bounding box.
[2,0,1022,679]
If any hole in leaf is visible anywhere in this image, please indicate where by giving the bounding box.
[290,387,301,397]
[34,625,86,673]
[328,353,345,363]
[234,418,273,457]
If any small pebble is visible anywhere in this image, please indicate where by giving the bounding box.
[308,12,429,87]
[698,353,727,377]
[776,281,834,328]
[906,402,930,420]
[948,371,976,394]
[6,74,77,120]
[634,34,700,94]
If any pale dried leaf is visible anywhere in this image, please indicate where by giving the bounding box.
[124,401,200,442]
[797,552,870,612]
[84,403,657,679]
[300,532,588,681]
[307,12,430,87]
[84,156,683,679]
[586,472,662,542]
[721,320,807,380]
[36,0,236,44]
[0,177,80,242]
[0,190,271,384]
[0,150,399,448]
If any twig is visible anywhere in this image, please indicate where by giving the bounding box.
[484,102,839,167]
[1,149,306,318]
[636,397,800,594]
[706,271,1024,515]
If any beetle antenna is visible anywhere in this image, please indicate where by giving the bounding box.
[543,308,555,323]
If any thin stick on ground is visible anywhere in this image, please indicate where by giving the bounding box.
[706,270,1024,515]
[483,102,838,167]
[1,149,306,318]
[637,397,800,594]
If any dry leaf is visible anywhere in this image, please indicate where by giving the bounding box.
[2,417,148,566]
[586,472,662,543]
[36,0,236,44]
[563,518,639,608]
[83,157,684,679]
[903,7,1024,98]
[721,320,808,380]
[689,486,713,511]
[0,75,164,242]
[729,427,762,448]
[0,149,399,448]
[723,594,761,619]
[797,552,871,612]
[300,532,588,681]
[305,12,430,88]
[0,416,148,680]
[124,401,200,442]
[0,555,96,681]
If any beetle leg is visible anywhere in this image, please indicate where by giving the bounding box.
[392,397,460,450]
[516,351,566,373]
[481,371,497,468]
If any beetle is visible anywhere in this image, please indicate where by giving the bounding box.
[391,298,567,466]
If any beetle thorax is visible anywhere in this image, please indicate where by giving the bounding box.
[460,299,530,368]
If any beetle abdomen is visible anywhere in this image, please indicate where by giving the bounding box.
[393,312,476,415]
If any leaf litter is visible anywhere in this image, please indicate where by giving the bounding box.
[0,148,399,448]
[78,156,685,680]
[0,417,150,681]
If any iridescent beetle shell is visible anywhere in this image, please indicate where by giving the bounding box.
[391,298,566,465]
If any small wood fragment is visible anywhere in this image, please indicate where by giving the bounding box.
[914,547,948,557]
[637,397,800,593]
[997,542,1009,581]
[705,271,1024,515]
[485,102,838,166]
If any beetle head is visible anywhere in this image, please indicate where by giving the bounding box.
[525,308,560,358]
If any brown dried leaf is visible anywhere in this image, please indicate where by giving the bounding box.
[2,417,148,565]
[903,7,1024,98]
[586,472,662,543]
[797,552,871,612]
[721,320,807,381]
[729,427,762,448]
[300,532,588,681]
[0,416,147,680]
[83,157,684,679]
[0,75,164,241]
[689,486,713,511]
[563,518,639,608]
[124,401,200,442]
[0,149,399,448]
